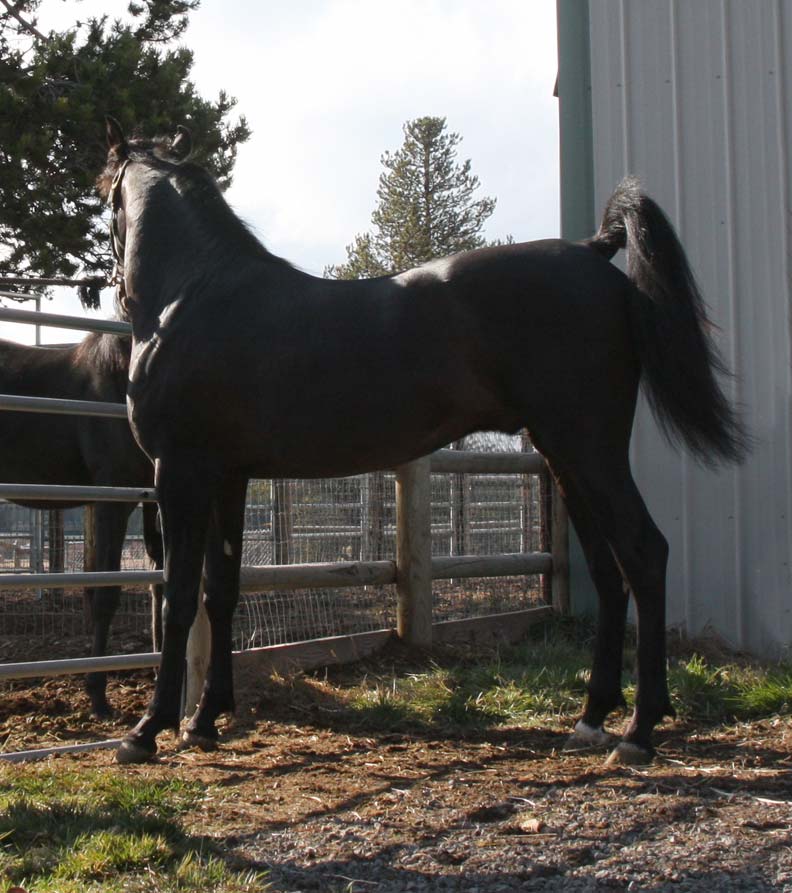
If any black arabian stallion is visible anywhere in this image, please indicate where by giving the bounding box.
[0,332,163,716]
[99,118,747,765]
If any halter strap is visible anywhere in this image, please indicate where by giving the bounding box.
[107,159,130,312]
[108,159,130,264]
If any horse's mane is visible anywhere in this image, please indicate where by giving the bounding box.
[170,161,287,266]
[98,134,294,274]
[73,332,131,378]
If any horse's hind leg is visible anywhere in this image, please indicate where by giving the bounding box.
[559,456,673,764]
[182,475,248,750]
[556,481,629,751]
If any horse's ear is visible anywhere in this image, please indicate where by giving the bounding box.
[105,115,127,156]
[170,125,192,161]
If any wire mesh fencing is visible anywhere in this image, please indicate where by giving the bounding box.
[0,503,152,649]
[0,432,550,658]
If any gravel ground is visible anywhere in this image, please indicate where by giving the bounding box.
[1,670,790,892]
[174,718,792,893]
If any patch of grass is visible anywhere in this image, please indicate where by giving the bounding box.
[341,624,595,733]
[308,619,792,735]
[735,669,792,716]
[0,767,267,893]
[669,653,792,722]
[668,653,735,720]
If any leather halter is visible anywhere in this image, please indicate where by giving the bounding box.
[108,159,130,313]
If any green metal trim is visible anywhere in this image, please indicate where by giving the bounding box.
[556,0,595,241]
[556,0,598,616]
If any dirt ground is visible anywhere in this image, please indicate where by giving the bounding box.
[0,662,791,892]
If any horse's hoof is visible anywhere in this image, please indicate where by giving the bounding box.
[116,738,156,764]
[563,720,616,751]
[604,741,654,767]
[180,730,218,752]
[90,706,115,722]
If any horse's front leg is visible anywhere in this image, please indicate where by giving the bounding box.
[142,501,164,650]
[85,502,133,719]
[182,476,248,750]
[117,460,211,764]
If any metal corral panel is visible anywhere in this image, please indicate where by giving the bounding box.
[584,0,792,654]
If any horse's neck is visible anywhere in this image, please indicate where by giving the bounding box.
[131,199,270,303]
[126,203,203,306]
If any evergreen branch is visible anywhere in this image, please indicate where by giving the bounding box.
[0,0,47,42]
[0,275,106,288]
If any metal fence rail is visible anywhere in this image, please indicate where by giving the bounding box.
[0,302,130,334]
[0,393,128,418]
[0,484,155,503]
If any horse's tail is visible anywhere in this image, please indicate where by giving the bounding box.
[586,176,749,466]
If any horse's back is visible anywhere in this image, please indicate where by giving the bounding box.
[128,237,639,478]
[410,239,640,433]
[0,334,129,400]
[392,238,637,384]
[0,334,149,488]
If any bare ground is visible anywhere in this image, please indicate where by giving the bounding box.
[0,658,790,892]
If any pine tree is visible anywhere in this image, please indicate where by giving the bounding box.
[0,0,250,289]
[326,116,497,279]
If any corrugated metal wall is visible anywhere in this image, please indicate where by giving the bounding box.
[585,0,792,655]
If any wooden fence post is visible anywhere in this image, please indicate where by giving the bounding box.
[538,467,552,604]
[272,480,294,565]
[83,505,96,631]
[395,456,432,647]
[551,483,570,615]
[451,438,470,556]
[48,509,65,598]
[362,471,386,560]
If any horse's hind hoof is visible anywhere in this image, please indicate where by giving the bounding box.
[116,738,157,764]
[563,720,617,752]
[180,730,218,752]
[604,741,654,767]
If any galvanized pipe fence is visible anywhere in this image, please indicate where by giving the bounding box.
[0,299,568,760]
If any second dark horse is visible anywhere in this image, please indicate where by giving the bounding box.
[0,332,162,717]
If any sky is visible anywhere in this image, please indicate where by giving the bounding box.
[1,0,559,343]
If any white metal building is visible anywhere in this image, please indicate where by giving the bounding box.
[557,0,792,655]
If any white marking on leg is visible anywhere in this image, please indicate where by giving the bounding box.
[223,540,233,557]
[564,720,615,749]
[605,741,653,766]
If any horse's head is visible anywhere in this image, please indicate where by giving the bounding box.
[96,117,281,328]
[97,117,194,260]
[96,116,193,201]
[98,117,194,320]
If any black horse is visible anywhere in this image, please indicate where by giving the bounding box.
[99,118,747,765]
[0,331,163,717]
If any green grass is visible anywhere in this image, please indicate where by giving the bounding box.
[325,619,792,733]
[340,623,596,732]
[0,769,266,893]
[668,652,792,721]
